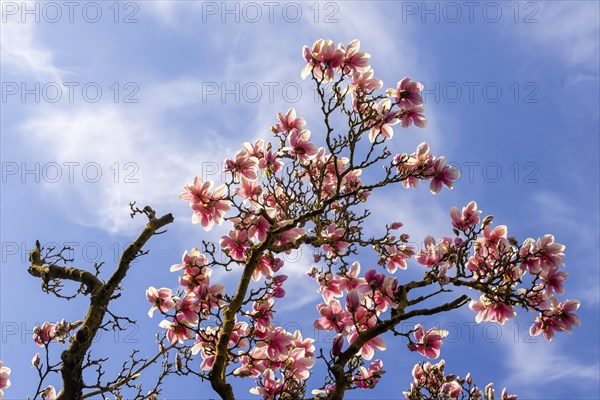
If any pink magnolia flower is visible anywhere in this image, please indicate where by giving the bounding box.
[170,248,209,274]
[224,150,259,182]
[252,254,283,281]
[194,282,225,313]
[286,129,318,163]
[33,322,56,347]
[40,385,56,400]
[368,99,400,142]
[450,201,481,231]
[259,149,284,174]
[322,223,349,259]
[353,359,385,389]
[301,39,345,81]
[220,230,249,261]
[343,39,371,74]
[469,295,516,325]
[235,178,262,202]
[146,287,175,317]
[175,294,200,325]
[287,347,315,381]
[242,139,265,158]
[516,237,536,267]
[251,297,274,329]
[409,324,449,359]
[349,69,382,94]
[271,275,287,298]
[555,299,581,333]
[249,369,283,399]
[416,236,444,267]
[536,234,565,270]
[275,225,305,247]
[383,244,413,273]
[441,381,462,398]
[390,221,404,230]
[180,177,231,230]
[540,267,568,295]
[478,224,509,250]
[292,330,315,357]
[159,319,194,344]
[429,157,460,194]
[0,362,11,399]
[273,108,306,133]
[258,327,293,361]
[338,262,366,292]
[314,299,350,333]
[387,77,424,109]
[398,104,427,128]
[348,331,386,360]
[531,298,580,341]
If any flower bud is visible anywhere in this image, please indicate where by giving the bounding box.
[482,215,494,226]
[32,353,41,368]
[332,334,344,356]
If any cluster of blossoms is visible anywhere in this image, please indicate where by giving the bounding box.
[0,362,10,399]
[301,39,426,136]
[146,248,225,344]
[4,37,577,400]
[403,360,517,400]
[32,320,81,348]
[142,38,579,400]
[416,201,579,340]
[395,142,461,195]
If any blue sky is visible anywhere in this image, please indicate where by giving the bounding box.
[1,1,599,398]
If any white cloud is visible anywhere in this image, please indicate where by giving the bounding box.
[513,1,599,71]
[19,96,233,235]
[505,339,599,396]
[0,17,67,81]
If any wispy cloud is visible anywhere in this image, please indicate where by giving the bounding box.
[505,339,599,396]
[18,97,233,235]
[513,1,599,71]
[0,18,67,81]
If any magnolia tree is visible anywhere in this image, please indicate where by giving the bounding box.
[2,39,581,400]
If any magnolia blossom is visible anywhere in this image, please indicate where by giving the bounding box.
[342,39,371,74]
[450,201,481,231]
[273,108,305,133]
[322,223,349,259]
[348,331,386,360]
[180,176,231,230]
[314,299,350,333]
[301,39,345,81]
[159,319,194,344]
[249,369,283,399]
[224,150,259,182]
[530,298,580,341]
[398,104,427,128]
[368,99,400,142]
[387,77,424,109]
[382,244,413,273]
[353,359,385,389]
[0,362,10,399]
[286,129,318,163]
[41,385,57,400]
[429,157,460,194]
[146,287,175,317]
[469,295,516,325]
[33,322,56,347]
[409,324,449,359]
[220,230,249,261]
